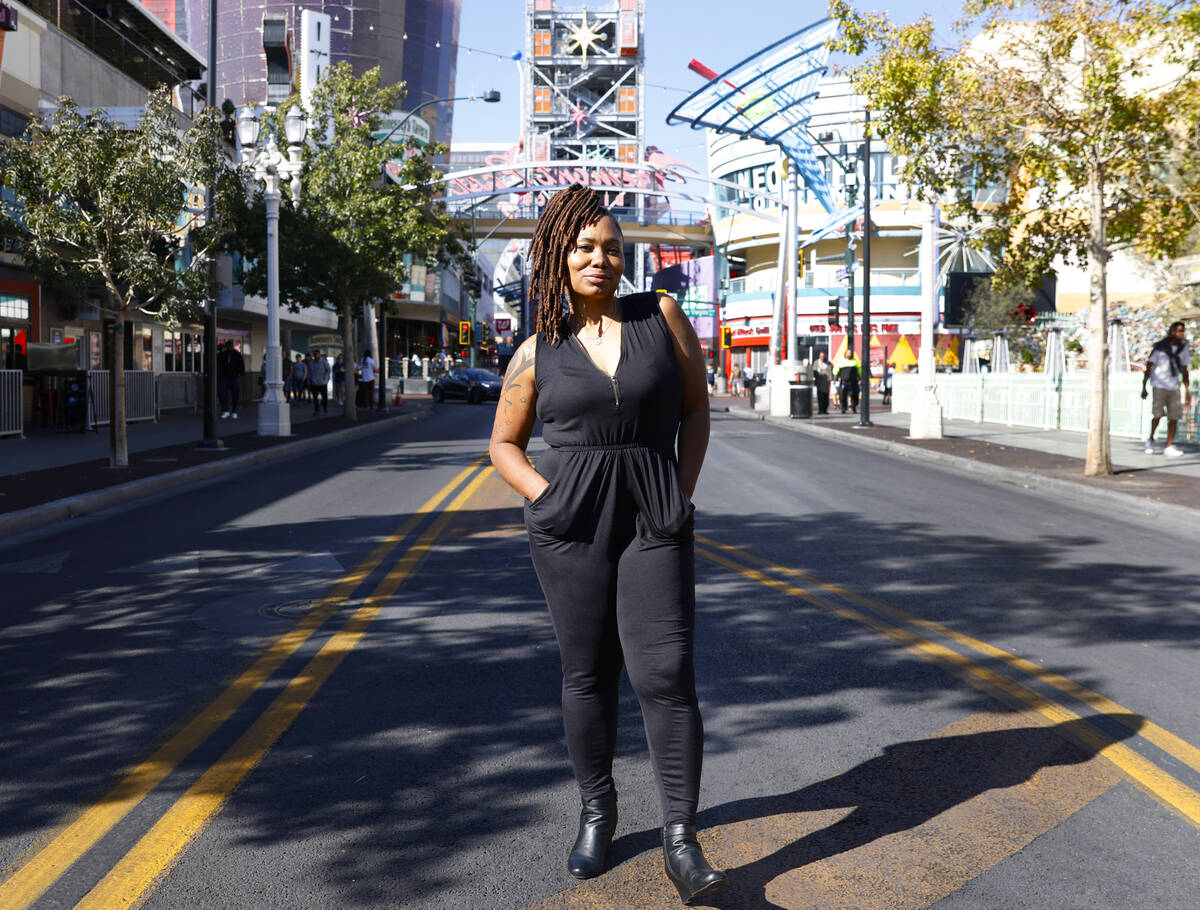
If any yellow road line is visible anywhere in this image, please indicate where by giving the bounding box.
[696,533,1200,778]
[0,459,487,910]
[695,542,1200,830]
[76,466,495,910]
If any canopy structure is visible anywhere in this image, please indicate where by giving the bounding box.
[801,205,863,248]
[667,19,839,213]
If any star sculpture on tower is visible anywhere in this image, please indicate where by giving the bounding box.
[566,11,606,63]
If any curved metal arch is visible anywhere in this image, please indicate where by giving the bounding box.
[424,160,787,226]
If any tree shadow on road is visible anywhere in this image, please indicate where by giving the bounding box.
[2,418,1197,908]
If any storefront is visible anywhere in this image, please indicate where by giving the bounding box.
[0,275,39,370]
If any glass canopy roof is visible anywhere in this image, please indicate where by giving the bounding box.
[667,19,839,213]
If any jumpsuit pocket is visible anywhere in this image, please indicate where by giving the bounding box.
[637,457,696,542]
[525,454,606,541]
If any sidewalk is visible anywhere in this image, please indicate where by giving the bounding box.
[717,392,1200,520]
[0,396,432,537]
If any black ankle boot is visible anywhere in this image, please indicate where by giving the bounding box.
[567,793,617,879]
[662,823,728,904]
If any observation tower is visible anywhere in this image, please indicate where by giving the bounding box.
[524,0,645,170]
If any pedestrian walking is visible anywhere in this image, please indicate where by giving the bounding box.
[881,361,895,406]
[834,346,861,413]
[1142,320,1191,456]
[488,184,727,904]
[292,353,308,403]
[309,348,330,415]
[358,350,376,407]
[217,341,245,419]
[814,351,832,414]
[333,354,346,405]
[281,352,293,402]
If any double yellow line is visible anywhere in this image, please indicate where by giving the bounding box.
[695,533,1200,830]
[1,459,494,910]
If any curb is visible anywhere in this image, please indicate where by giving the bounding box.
[721,405,1200,526]
[0,405,432,539]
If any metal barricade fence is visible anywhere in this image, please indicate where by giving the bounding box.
[894,370,1153,439]
[87,370,157,428]
[0,369,23,438]
[156,372,199,416]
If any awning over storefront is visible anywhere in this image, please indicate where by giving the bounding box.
[390,300,446,323]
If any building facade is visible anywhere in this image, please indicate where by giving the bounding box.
[152,1,463,370]
[0,0,206,387]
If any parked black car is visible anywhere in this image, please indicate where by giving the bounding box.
[431,368,504,404]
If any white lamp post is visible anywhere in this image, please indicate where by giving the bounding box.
[238,105,307,437]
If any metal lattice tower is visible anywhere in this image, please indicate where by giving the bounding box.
[524,0,644,169]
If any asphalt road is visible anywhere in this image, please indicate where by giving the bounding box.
[1,404,1198,909]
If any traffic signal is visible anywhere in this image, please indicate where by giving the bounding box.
[721,325,732,348]
[827,298,840,327]
[459,321,471,346]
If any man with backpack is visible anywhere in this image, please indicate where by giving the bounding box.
[1142,321,1190,457]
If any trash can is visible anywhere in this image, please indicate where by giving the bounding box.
[789,384,812,419]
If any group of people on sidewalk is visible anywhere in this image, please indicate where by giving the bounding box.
[284,350,343,414]
[813,348,875,414]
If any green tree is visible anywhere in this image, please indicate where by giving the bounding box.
[1,89,242,467]
[831,0,1200,475]
[234,64,465,421]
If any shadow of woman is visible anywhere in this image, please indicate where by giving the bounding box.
[614,714,1142,909]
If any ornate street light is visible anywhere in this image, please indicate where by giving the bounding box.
[239,105,306,437]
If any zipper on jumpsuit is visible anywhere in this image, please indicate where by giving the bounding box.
[571,333,622,408]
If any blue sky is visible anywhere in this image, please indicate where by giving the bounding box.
[450,0,964,170]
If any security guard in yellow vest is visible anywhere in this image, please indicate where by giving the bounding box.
[833,346,861,413]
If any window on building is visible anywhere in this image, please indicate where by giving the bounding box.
[534,88,552,114]
[0,295,29,320]
[617,144,637,163]
[534,31,552,56]
[618,87,636,114]
[534,0,552,9]
[0,105,28,138]
[164,330,180,371]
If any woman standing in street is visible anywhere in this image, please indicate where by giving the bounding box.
[489,185,726,904]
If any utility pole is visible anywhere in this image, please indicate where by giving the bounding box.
[198,0,221,449]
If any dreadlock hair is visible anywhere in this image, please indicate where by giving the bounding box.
[529,184,619,344]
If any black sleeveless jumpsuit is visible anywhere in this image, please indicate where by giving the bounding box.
[525,292,702,827]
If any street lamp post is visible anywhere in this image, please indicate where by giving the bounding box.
[858,110,873,428]
[238,105,307,437]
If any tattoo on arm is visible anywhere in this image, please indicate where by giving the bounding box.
[497,341,536,433]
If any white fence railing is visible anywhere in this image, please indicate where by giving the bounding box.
[0,369,22,438]
[87,370,156,428]
[156,372,199,415]
[893,372,1156,439]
